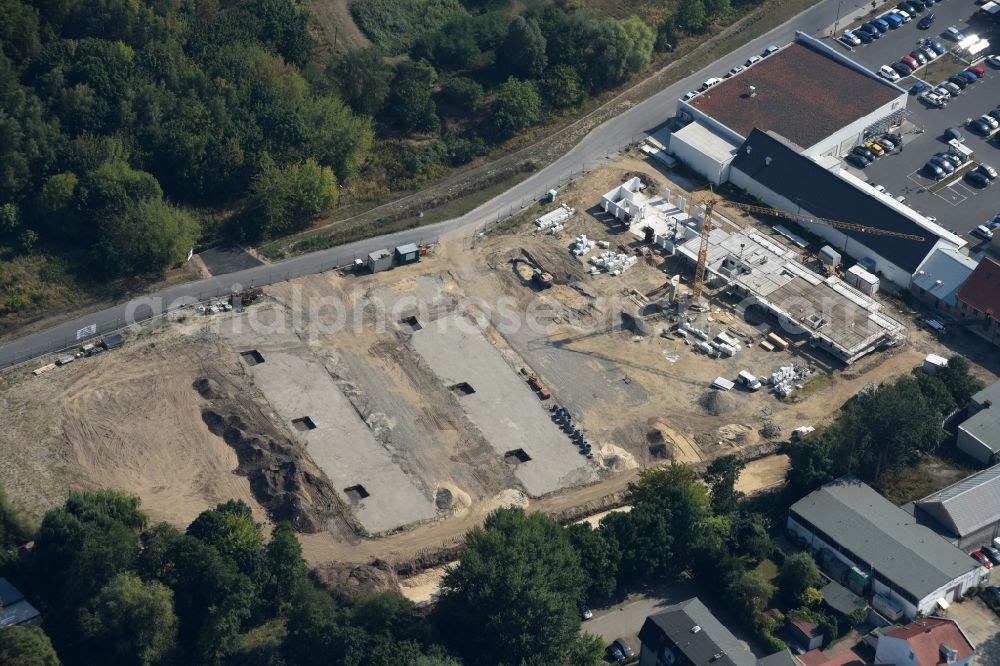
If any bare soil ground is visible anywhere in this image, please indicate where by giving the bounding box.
[309,0,370,54]
[2,155,994,581]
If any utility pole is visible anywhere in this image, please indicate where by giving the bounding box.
[832,0,844,36]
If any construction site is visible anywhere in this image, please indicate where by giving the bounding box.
[0,152,967,587]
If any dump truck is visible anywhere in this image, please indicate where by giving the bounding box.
[527,375,551,399]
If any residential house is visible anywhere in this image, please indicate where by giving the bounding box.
[874,617,974,665]
[955,257,1000,346]
[954,380,1000,466]
[910,247,978,315]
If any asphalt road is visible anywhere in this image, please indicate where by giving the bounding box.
[0,0,863,369]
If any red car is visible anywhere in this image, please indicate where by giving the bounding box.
[902,54,919,69]
[972,550,993,569]
[969,65,986,77]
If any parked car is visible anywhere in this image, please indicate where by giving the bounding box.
[909,51,928,65]
[918,13,935,28]
[921,91,945,107]
[984,546,1000,565]
[942,81,961,96]
[853,145,876,161]
[958,70,978,84]
[702,77,723,90]
[842,31,862,46]
[967,171,992,188]
[580,604,593,620]
[893,61,914,76]
[974,224,995,239]
[939,152,962,167]
[874,17,892,31]
[884,12,904,28]
[972,550,993,568]
[932,86,951,99]
[894,9,912,22]
[880,134,900,149]
[847,153,871,168]
[930,156,955,174]
[911,81,928,94]
[945,127,964,142]
[902,54,919,69]
[682,91,698,101]
[879,64,901,80]
[925,161,947,179]
[969,117,993,135]
[988,54,1000,67]
[763,45,780,56]
[745,54,762,66]
[865,141,885,156]
[920,47,937,61]
[927,38,946,54]
[861,22,883,37]
[969,65,986,77]
[980,586,1000,612]
[949,75,969,89]
[855,29,873,44]
[944,26,965,41]
[981,115,999,130]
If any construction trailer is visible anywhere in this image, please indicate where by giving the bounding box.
[367,249,393,273]
[394,243,420,266]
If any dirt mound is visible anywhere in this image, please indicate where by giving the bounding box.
[717,424,759,446]
[312,560,401,604]
[193,377,224,400]
[699,390,735,415]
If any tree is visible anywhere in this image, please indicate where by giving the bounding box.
[937,355,985,407]
[439,77,484,112]
[332,47,391,117]
[541,65,585,109]
[799,586,823,607]
[435,508,586,666]
[387,60,439,134]
[187,500,264,561]
[0,482,32,566]
[244,0,312,67]
[0,202,18,236]
[0,626,60,666]
[491,77,541,141]
[566,522,621,601]
[93,198,199,277]
[731,570,775,624]
[79,573,178,665]
[499,17,547,79]
[705,0,733,18]
[705,454,746,515]
[619,16,655,74]
[247,157,339,238]
[678,0,710,33]
[778,553,823,605]
[265,522,307,609]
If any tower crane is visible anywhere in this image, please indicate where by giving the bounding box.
[685,198,926,303]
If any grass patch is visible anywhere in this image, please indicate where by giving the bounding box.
[0,252,95,337]
[754,558,780,583]
[919,53,966,87]
[349,0,462,55]
[927,161,978,193]
[789,371,835,402]
[877,454,975,505]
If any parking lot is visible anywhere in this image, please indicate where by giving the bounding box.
[833,2,1000,242]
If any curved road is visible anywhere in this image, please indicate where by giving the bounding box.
[0,0,856,368]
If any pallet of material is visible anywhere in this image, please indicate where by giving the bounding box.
[766,333,789,350]
[759,340,776,352]
[33,363,57,376]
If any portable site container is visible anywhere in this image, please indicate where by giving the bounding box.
[394,243,420,266]
[367,249,393,273]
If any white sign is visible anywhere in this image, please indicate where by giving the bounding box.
[76,324,97,341]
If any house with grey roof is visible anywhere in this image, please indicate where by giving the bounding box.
[910,247,978,315]
[788,476,987,620]
[915,462,1000,549]
[955,380,1000,466]
[637,598,757,666]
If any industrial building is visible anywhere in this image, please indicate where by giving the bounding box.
[954,380,1000,466]
[728,129,965,290]
[909,247,979,316]
[788,476,988,620]
[670,32,908,185]
[914,462,1000,549]
[675,226,906,365]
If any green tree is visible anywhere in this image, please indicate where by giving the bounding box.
[265,522,307,610]
[439,77,484,111]
[778,553,823,604]
[705,454,746,515]
[435,507,586,666]
[620,16,655,73]
[0,202,18,236]
[705,0,733,17]
[79,572,178,665]
[0,483,33,566]
[245,0,312,67]
[937,356,985,407]
[93,198,199,277]
[566,522,621,601]
[499,16,547,78]
[678,0,710,33]
[332,47,392,117]
[387,60,439,134]
[541,65,585,109]
[0,626,60,666]
[247,157,339,238]
[731,570,775,624]
[302,95,374,180]
[491,77,541,140]
[187,500,265,561]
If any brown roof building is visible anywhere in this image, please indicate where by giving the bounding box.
[956,257,1000,346]
[874,617,975,666]
[675,33,907,160]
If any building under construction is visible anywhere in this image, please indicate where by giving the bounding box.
[676,227,906,365]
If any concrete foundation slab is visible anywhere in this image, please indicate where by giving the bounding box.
[411,314,597,496]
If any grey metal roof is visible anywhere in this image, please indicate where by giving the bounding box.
[959,408,1000,455]
[790,476,981,601]
[972,380,1000,409]
[917,463,1000,537]
[395,243,419,254]
[0,578,25,606]
[638,598,756,666]
[0,599,40,628]
[756,650,800,666]
[730,130,948,273]
[911,248,978,306]
[820,580,867,616]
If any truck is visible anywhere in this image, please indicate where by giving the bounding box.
[736,371,762,391]
[527,375,551,399]
[531,268,553,289]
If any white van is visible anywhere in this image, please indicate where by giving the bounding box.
[702,77,723,90]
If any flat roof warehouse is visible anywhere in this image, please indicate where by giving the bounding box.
[687,39,903,149]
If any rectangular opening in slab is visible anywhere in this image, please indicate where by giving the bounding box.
[344,484,370,501]
[240,349,265,366]
[648,443,669,460]
[291,416,316,431]
[449,382,476,396]
[400,315,423,332]
[504,448,531,465]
